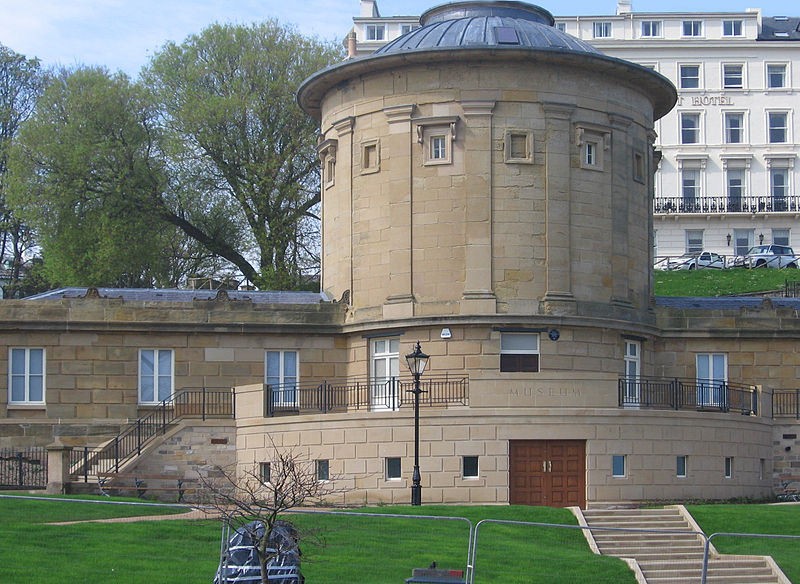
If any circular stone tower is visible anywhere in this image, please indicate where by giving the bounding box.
[298,0,676,326]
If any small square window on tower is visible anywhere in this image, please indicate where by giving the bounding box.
[415,116,457,166]
[576,125,609,172]
[361,139,380,174]
[504,130,533,164]
[633,151,645,183]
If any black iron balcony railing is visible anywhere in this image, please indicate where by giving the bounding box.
[654,195,800,215]
[263,375,469,417]
[772,390,800,419]
[70,387,234,481]
[619,376,757,415]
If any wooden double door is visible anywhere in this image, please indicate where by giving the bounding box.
[509,440,586,509]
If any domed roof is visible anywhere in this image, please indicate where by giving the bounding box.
[375,1,601,56]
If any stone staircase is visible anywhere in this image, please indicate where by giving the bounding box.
[579,506,789,584]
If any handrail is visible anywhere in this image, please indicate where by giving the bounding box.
[772,389,800,419]
[69,387,234,480]
[619,376,757,415]
[654,194,800,214]
[263,374,469,417]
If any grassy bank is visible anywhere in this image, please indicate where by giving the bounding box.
[654,267,799,297]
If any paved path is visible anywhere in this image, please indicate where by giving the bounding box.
[48,507,220,525]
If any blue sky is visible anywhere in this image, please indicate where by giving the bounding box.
[0,0,797,77]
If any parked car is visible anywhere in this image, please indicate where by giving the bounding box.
[670,251,726,270]
[741,244,799,269]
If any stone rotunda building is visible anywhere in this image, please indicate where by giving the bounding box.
[4,1,798,508]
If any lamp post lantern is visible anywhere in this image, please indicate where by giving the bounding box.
[405,341,429,506]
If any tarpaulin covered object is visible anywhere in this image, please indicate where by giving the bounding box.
[214,520,303,583]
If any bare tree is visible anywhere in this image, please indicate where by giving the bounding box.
[201,444,343,584]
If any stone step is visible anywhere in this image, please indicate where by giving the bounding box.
[592,531,699,540]
[584,507,675,516]
[587,520,692,529]
[646,575,778,584]
[596,544,701,556]
[640,559,770,571]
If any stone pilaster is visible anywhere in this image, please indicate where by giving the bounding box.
[609,113,634,310]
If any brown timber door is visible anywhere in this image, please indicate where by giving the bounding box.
[509,440,586,509]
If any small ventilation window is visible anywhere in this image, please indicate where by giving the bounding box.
[774,16,789,21]
[495,27,519,44]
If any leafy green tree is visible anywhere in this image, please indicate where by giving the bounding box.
[0,44,44,296]
[144,21,342,290]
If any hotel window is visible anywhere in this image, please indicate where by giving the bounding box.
[767,64,787,88]
[771,168,789,211]
[680,113,700,144]
[9,348,45,405]
[724,112,744,143]
[500,332,539,373]
[316,459,330,482]
[679,65,700,89]
[682,20,703,37]
[724,457,734,478]
[612,455,626,478]
[265,350,299,409]
[401,24,419,35]
[555,22,566,32]
[682,170,701,208]
[773,228,790,247]
[386,457,401,480]
[722,20,743,37]
[641,21,661,37]
[593,21,611,38]
[727,169,745,210]
[768,112,788,143]
[139,349,173,404]
[697,353,727,407]
[365,24,385,41]
[463,456,479,479]
[505,130,533,164]
[722,64,743,89]
[677,456,687,478]
[734,229,753,256]
[686,229,703,254]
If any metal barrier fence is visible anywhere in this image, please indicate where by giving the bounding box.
[0,447,47,489]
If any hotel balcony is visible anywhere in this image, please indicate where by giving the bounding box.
[654,194,800,215]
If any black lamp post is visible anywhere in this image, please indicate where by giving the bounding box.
[405,341,429,506]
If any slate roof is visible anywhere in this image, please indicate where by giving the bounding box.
[655,296,800,310]
[758,16,800,41]
[375,1,601,56]
[24,287,329,304]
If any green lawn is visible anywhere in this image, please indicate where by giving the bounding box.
[654,267,799,297]
[688,504,800,581]
[0,497,632,584]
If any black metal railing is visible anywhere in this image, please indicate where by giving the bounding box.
[654,194,800,215]
[263,375,469,417]
[69,387,234,480]
[772,390,800,419]
[0,447,48,489]
[618,376,757,415]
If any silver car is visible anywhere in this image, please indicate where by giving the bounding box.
[743,244,799,269]
[672,251,726,270]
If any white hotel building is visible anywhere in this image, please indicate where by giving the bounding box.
[349,0,800,261]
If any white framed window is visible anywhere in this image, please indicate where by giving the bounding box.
[722,20,743,37]
[679,65,701,89]
[727,168,745,209]
[677,456,687,478]
[680,112,700,144]
[593,21,611,38]
[504,129,533,164]
[733,229,753,256]
[768,111,788,143]
[767,64,787,89]
[365,24,385,41]
[500,332,540,373]
[555,22,566,32]
[641,21,661,37]
[773,228,790,246]
[371,337,400,410]
[682,170,701,207]
[139,349,173,404]
[722,64,743,89]
[430,135,447,160]
[696,353,727,407]
[612,455,626,478]
[771,168,789,210]
[361,139,380,174]
[416,117,457,166]
[316,459,330,482]
[724,456,734,478]
[386,457,401,480]
[686,229,703,254]
[682,20,703,37]
[9,348,45,404]
[724,112,744,143]
[401,24,419,35]
[463,456,479,479]
[265,350,299,408]
[576,126,609,171]
[622,339,641,406]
